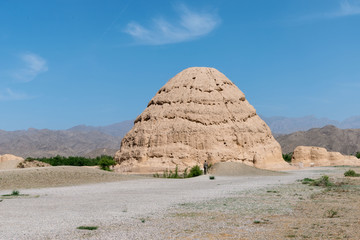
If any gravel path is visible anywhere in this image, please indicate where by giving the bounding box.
[0,167,339,240]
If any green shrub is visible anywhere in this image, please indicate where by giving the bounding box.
[153,165,203,179]
[154,165,203,179]
[282,152,293,163]
[2,190,21,197]
[11,190,20,196]
[326,209,338,218]
[157,166,181,178]
[187,165,203,178]
[77,226,98,230]
[172,165,179,178]
[302,176,333,187]
[301,178,315,184]
[310,175,333,187]
[183,168,188,178]
[344,170,360,177]
[209,176,215,180]
[356,152,360,159]
[98,157,116,171]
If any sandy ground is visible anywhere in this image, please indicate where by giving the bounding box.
[0,166,145,189]
[2,165,358,239]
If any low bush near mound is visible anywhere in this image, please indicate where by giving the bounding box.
[153,165,203,179]
[282,152,293,163]
[187,165,203,178]
[356,152,360,159]
[344,170,360,177]
[98,158,116,171]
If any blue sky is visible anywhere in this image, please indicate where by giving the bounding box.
[0,0,359,130]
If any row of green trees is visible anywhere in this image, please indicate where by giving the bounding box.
[26,155,115,170]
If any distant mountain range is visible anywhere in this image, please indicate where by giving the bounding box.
[1,116,360,158]
[275,125,360,155]
[262,115,360,134]
[0,120,133,158]
[67,120,133,137]
[68,115,360,136]
[0,129,121,159]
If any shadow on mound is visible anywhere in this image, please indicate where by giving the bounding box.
[209,162,286,176]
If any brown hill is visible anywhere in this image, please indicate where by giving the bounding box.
[84,148,118,158]
[0,129,122,158]
[67,120,133,137]
[276,125,360,155]
[115,67,288,173]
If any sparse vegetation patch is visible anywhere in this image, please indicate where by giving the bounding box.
[325,209,338,218]
[344,170,360,177]
[301,175,334,187]
[1,190,31,198]
[153,165,203,179]
[282,152,293,163]
[2,190,20,196]
[301,178,315,184]
[77,226,98,230]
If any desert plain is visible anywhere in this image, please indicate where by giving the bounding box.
[1,164,360,240]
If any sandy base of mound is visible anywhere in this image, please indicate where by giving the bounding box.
[0,159,23,170]
[208,162,286,176]
[0,166,147,190]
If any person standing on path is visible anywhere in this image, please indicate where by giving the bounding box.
[203,160,208,175]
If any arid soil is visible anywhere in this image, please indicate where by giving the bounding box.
[0,166,145,189]
[154,167,360,239]
[0,165,359,239]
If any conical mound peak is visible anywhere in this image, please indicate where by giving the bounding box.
[115,67,288,173]
[138,67,247,126]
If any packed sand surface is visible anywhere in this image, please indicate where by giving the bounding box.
[0,166,145,190]
[209,162,286,176]
[1,166,358,239]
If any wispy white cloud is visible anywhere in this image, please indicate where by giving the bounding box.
[0,88,31,101]
[302,0,360,20]
[335,0,360,17]
[13,53,48,82]
[124,4,220,45]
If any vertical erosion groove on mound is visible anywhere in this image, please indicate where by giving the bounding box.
[115,67,288,173]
